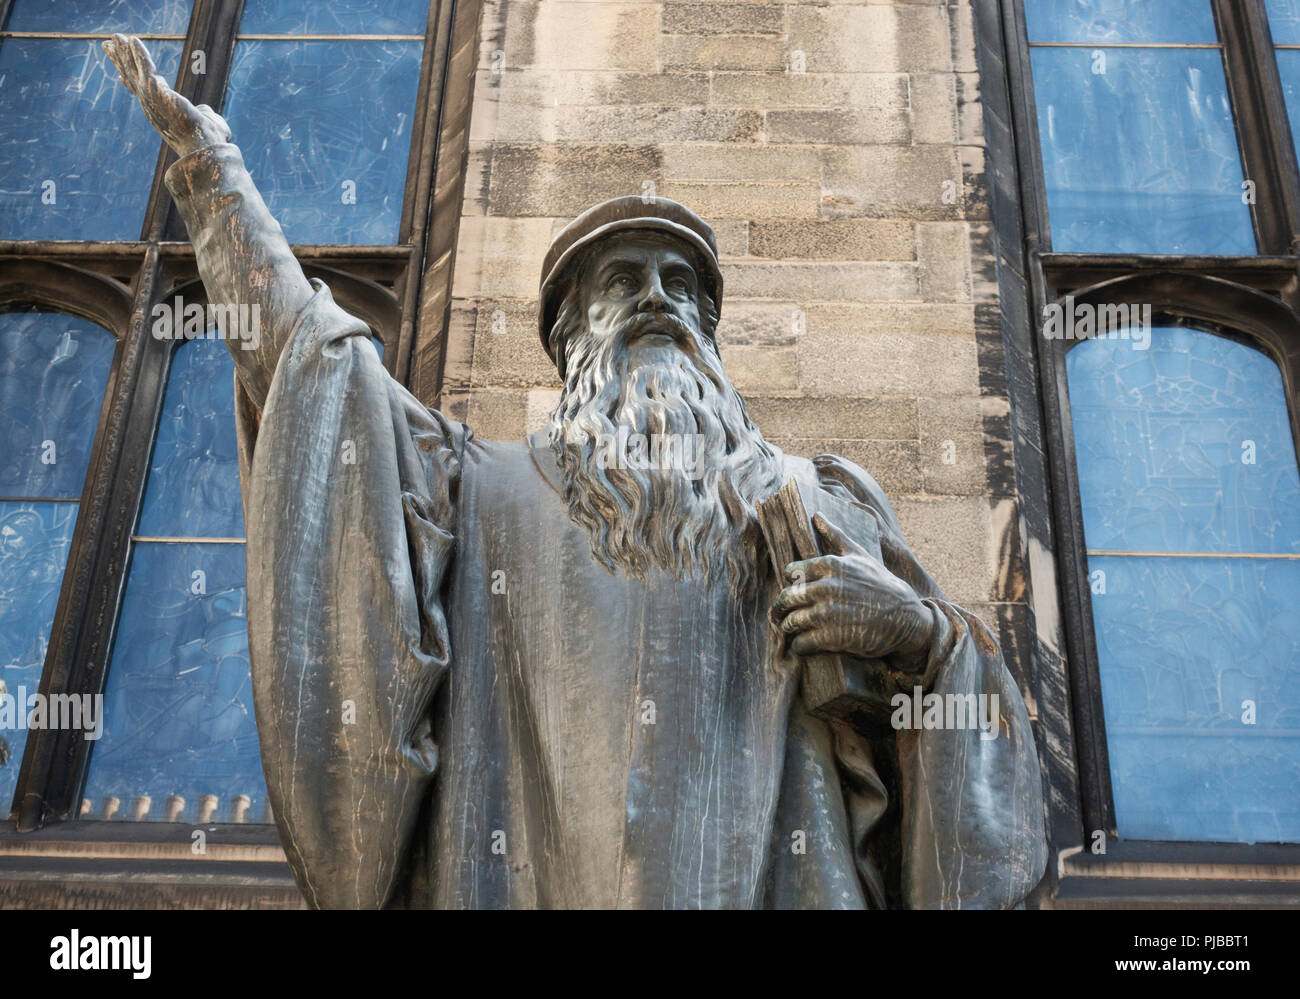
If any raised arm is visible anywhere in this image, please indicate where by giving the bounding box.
[105,35,461,908]
[103,34,314,409]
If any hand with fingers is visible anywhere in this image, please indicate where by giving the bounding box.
[773,512,938,666]
[102,33,231,156]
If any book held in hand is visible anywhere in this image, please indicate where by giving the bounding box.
[757,476,895,734]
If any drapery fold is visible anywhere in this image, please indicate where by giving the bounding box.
[238,286,464,908]
[774,455,1047,909]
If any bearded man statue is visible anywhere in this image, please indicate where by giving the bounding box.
[104,34,1047,910]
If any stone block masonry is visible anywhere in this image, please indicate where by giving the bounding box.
[444,1,1022,639]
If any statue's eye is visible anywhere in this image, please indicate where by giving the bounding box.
[665,276,689,293]
[610,274,636,292]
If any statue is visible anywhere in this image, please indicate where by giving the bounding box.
[104,34,1047,909]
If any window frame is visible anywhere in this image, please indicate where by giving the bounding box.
[981,0,1300,905]
[0,0,473,841]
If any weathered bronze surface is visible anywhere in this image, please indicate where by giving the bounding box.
[105,34,1047,909]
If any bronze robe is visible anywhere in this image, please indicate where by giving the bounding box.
[166,143,1048,910]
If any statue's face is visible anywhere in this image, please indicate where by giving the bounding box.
[580,233,703,357]
[550,229,783,595]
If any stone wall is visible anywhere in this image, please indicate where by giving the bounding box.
[441,0,1027,676]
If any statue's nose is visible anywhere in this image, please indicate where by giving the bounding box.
[638,275,670,312]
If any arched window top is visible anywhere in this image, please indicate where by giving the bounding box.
[0,310,116,498]
[1066,325,1300,555]
[161,271,399,353]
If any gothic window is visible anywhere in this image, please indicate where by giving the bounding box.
[1009,0,1300,861]
[0,0,451,842]
[82,337,264,824]
[0,311,115,811]
[1066,324,1300,844]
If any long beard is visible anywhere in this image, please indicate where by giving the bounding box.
[548,311,786,598]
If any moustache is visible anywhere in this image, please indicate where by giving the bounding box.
[613,311,700,348]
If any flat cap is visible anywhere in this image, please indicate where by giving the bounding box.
[538,196,723,375]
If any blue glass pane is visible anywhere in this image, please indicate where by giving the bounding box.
[1277,51,1300,168]
[1267,0,1300,45]
[1069,327,1300,843]
[1271,0,1300,175]
[84,541,267,823]
[223,40,421,244]
[239,0,428,35]
[1068,328,1300,553]
[0,312,115,497]
[1031,47,1254,254]
[1090,556,1300,843]
[6,0,191,34]
[1024,0,1218,44]
[0,39,182,240]
[0,501,78,812]
[137,338,244,539]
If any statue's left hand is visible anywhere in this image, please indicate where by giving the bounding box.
[103,34,231,156]
[773,513,937,663]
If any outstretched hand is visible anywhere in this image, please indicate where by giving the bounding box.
[102,33,231,156]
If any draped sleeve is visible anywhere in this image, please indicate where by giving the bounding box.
[238,289,466,908]
[813,454,1048,909]
[166,141,466,908]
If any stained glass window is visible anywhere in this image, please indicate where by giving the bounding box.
[1024,0,1256,254]
[221,0,429,244]
[1067,326,1300,843]
[83,337,267,823]
[0,0,185,240]
[0,311,115,812]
